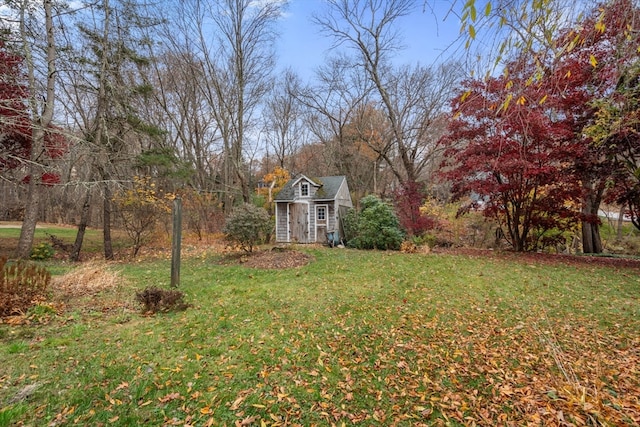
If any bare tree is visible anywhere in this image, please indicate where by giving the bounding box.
[8,0,58,258]
[147,49,221,192]
[158,0,285,211]
[262,69,307,171]
[57,0,161,260]
[313,0,459,186]
[292,54,379,195]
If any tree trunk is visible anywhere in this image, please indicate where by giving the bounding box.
[16,174,40,258]
[70,190,92,262]
[617,204,625,240]
[15,0,56,258]
[581,221,603,253]
[581,181,604,254]
[103,183,114,260]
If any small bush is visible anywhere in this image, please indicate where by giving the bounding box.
[346,195,405,250]
[0,257,51,317]
[223,203,273,252]
[47,233,73,253]
[114,175,172,257]
[400,241,418,253]
[135,286,190,314]
[30,242,54,260]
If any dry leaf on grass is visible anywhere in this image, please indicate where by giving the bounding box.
[223,249,313,269]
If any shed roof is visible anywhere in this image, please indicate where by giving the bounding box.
[274,175,347,202]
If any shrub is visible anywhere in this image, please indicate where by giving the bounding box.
[30,242,54,260]
[180,188,225,238]
[0,257,51,316]
[223,203,273,252]
[346,195,405,250]
[393,181,438,236]
[400,241,418,253]
[135,286,190,314]
[114,176,173,257]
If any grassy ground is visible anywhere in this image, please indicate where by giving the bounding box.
[0,223,128,260]
[1,229,639,425]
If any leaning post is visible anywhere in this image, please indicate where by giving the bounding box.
[171,197,182,288]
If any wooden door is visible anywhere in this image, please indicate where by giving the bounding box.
[289,203,309,243]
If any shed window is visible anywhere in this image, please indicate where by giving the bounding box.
[301,182,309,196]
[317,206,326,221]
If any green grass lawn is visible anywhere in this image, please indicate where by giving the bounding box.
[0,223,129,260]
[1,247,639,426]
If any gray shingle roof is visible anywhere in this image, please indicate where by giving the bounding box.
[274,175,346,201]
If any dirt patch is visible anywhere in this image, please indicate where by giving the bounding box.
[219,248,313,269]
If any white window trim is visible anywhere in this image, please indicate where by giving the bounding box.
[300,182,309,197]
[316,205,327,222]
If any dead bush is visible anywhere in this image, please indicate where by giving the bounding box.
[400,241,418,253]
[0,257,51,317]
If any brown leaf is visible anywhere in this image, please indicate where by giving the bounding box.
[158,392,181,403]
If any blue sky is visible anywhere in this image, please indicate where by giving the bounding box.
[275,0,465,81]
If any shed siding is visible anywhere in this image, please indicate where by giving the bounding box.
[275,203,289,242]
[335,181,353,208]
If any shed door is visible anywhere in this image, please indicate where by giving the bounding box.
[289,203,309,243]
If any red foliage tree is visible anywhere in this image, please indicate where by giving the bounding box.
[440,0,640,252]
[439,59,582,252]
[549,0,640,252]
[393,180,438,237]
[0,41,68,183]
[0,40,31,171]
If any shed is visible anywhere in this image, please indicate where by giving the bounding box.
[274,175,353,244]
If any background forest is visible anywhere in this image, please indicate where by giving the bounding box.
[2,0,640,259]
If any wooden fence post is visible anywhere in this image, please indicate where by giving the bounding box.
[171,197,182,287]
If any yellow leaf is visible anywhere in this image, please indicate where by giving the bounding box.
[565,70,572,79]
[469,24,476,39]
[589,54,598,68]
[595,20,606,33]
[200,406,212,415]
[500,93,513,112]
[460,89,472,103]
[539,94,548,105]
[505,80,513,90]
[484,2,492,16]
[517,96,526,105]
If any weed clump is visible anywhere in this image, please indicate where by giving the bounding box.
[30,242,55,260]
[0,257,51,316]
[135,286,190,314]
